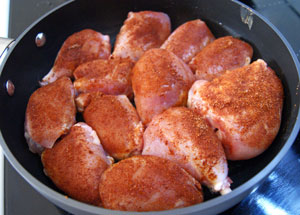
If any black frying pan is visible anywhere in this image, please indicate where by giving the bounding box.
[0,0,299,214]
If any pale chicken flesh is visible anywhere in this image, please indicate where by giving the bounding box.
[142,107,231,195]
[99,155,203,211]
[189,36,253,81]
[112,11,171,62]
[73,57,134,98]
[188,59,284,160]
[161,19,215,63]
[77,92,144,160]
[132,48,195,126]
[42,122,113,206]
[24,77,76,154]
[41,29,111,85]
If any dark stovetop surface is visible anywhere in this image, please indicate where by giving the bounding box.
[4,0,300,214]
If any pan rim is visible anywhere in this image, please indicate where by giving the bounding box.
[0,0,299,214]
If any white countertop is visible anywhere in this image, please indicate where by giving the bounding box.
[0,1,10,215]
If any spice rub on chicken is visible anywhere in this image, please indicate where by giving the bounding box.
[76,92,144,160]
[24,77,76,154]
[112,11,171,62]
[41,29,111,85]
[142,107,231,195]
[24,11,286,211]
[189,36,253,81]
[188,59,284,160]
[73,57,134,98]
[42,123,113,205]
[161,19,215,63]
[99,155,203,211]
[132,48,195,126]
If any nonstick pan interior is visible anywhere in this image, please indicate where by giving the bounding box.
[0,0,299,214]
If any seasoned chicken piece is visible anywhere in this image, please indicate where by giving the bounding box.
[189,36,253,81]
[41,29,111,85]
[77,93,144,160]
[161,19,215,63]
[73,57,134,98]
[188,60,284,160]
[132,48,195,126]
[142,107,231,195]
[112,11,171,62]
[42,123,113,206]
[99,155,203,211]
[24,77,76,154]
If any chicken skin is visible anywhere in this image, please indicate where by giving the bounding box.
[112,11,171,62]
[42,123,113,206]
[41,29,111,85]
[132,48,195,126]
[99,155,203,211]
[77,93,144,160]
[73,57,134,98]
[161,19,215,63]
[142,107,231,195]
[188,60,284,160]
[24,77,76,154]
[189,36,253,81]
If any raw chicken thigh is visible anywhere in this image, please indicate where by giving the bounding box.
[77,92,144,160]
[112,11,171,62]
[41,29,111,85]
[42,122,113,206]
[188,59,284,160]
[24,77,76,154]
[189,36,253,81]
[73,57,134,98]
[132,48,195,125]
[142,107,231,195]
[99,155,203,211]
[161,19,215,63]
